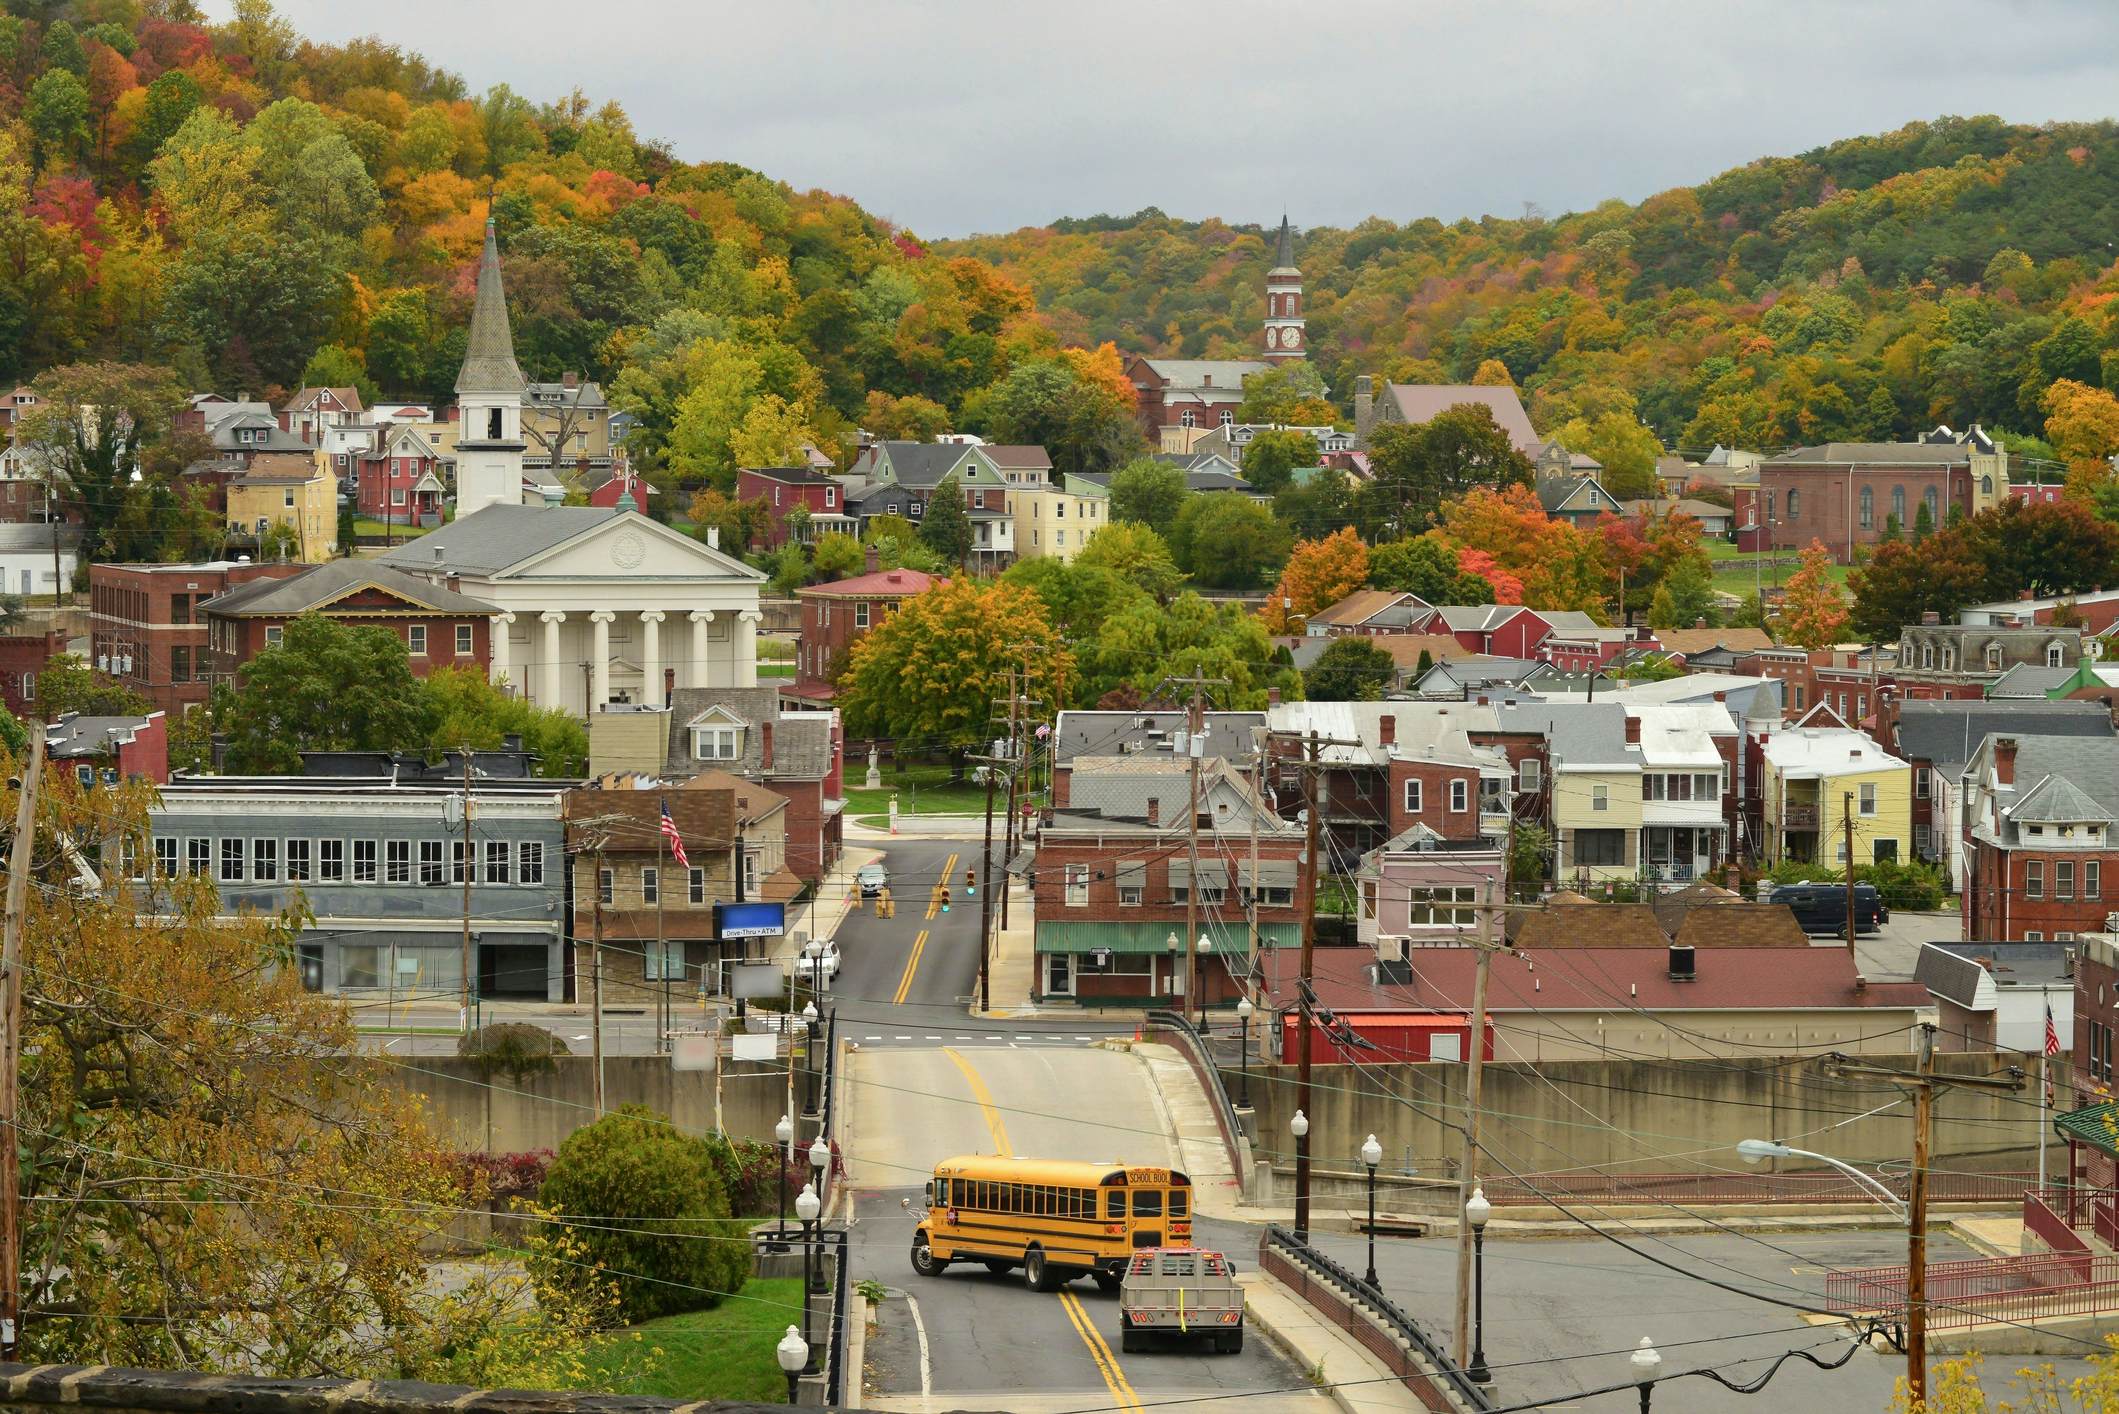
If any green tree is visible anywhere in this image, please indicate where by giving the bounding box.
[33,654,149,718]
[1168,494,1290,590]
[422,666,587,777]
[121,70,201,171]
[1368,536,1494,603]
[39,19,85,77]
[919,474,974,566]
[1073,521,1185,603]
[298,343,378,404]
[535,1105,750,1322]
[1001,558,1147,647]
[1107,457,1188,535]
[1550,411,1661,500]
[1646,553,1716,628]
[1304,637,1396,701]
[1239,429,1318,497]
[1236,362,1333,423]
[23,70,89,174]
[17,363,182,563]
[1272,465,1353,540]
[811,530,864,581]
[1912,498,1934,542]
[217,615,436,773]
[979,356,1140,478]
[1359,403,1533,536]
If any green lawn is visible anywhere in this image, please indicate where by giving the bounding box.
[580,1276,805,1404]
[844,762,996,817]
[757,662,794,679]
[351,517,435,539]
[1704,540,1852,601]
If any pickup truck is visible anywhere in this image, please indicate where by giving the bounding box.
[1117,1247,1243,1354]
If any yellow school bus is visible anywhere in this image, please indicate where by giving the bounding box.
[911,1156,1194,1291]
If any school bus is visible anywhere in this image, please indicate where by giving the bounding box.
[910,1156,1194,1291]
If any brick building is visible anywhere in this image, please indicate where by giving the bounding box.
[90,560,306,716]
[1757,430,2007,563]
[199,560,501,689]
[736,466,855,548]
[660,689,844,888]
[1963,734,2119,943]
[353,424,446,526]
[787,560,941,704]
[45,710,168,786]
[1031,755,1307,1008]
[1123,358,1266,443]
[0,629,65,715]
[1896,617,2081,699]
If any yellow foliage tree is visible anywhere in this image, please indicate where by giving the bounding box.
[2044,378,2119,500]
[1776,539,1849,649]
[1259,527,1369,633]
[1471,358,1515,386]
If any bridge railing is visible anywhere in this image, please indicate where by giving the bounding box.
[1144,1008,1251,1199]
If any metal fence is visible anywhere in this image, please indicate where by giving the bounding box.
[1825,1251,2119,1333]
[823,1224,851,1405]
[1477,1168,2035,1208]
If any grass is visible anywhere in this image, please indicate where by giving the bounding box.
[351,517,435,539]
[844,761,994,817]
[581,1276,806,1403]
[757,662,794,679]
[1704,539,1853,602]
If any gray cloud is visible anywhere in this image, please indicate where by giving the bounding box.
[230,0,2119,237]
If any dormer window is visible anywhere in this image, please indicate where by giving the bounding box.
[691,725,741,761]
[2048,642,2066,668]
[1987,644,2004,670]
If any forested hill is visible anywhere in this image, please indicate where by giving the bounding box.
[939,116,2119,454]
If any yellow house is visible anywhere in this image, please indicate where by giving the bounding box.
[1012,473,1110,563]
[1759,727,1912,867]
[1554,766,1643,883]
[225,450,335,562]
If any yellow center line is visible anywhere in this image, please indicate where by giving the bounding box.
[927,852,960,919]
[1059,1289,1141,1414]
[941,1046,1012,1157]
[892,929,929,1006]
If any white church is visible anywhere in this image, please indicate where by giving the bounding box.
[381,219,767,718]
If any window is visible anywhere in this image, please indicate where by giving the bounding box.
[1573,829,1625,865]
[1055,530,1065,548]
[285,838,311,883]
[264,625,283,647]
[1924,487,1939,524]
[2048,642,2066,668]
[391,487,406,506]
[2058,859,2076,901]
[385,840,410,885]
[856,602,870,630]
[408,625,427,657]
[484,840,510,884]
[1982,475,1994,495]
[414,839,441,886]
[1197,868,1225,905]
[641,866,659,905]
[219,837,245,882]
[598,868,614,905]
[455,623,474,656]
[519,841,544,885]
[1786,490,1800,521]
[452,840,468,885]
[1118,862,1144,907]
[320,838,346,882]
[1218,410,1233,427]
[1406,886,1478,927]
[2028,931,2045,943]
[1917,769,1930,800]
[1180,410,1196,429]
[186,838,210,876]
[825,486,836,508]
[1403,779,1423,814]
[689,867,705,904]
[643,940,683,982]
[2090,860,2102,901]
[1859,783,1877,816]
[1859,486,1873,529]
[251,838,278,883]
[1519,758,1541,792]
[1065,866,1089,907]
[692,727,741,761]
[283,488,295,508]
[170,645,190,682]
[1592,783,1609,812]
[2026,859,2044,899]
[340,946,382,989]
[1892,485,1905,525]
[1450,779,1469,812]
[154,836,178,878]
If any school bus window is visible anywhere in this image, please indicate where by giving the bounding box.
[1169,1189,1189,1217]
[1106,1190,1125,1218]
[1133,1189,1162,1217]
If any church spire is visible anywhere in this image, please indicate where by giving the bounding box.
[1263,214,1305,363]
[1272,213,1296,272]
[456,218,525,396]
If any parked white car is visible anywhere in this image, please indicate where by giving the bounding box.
[792,939,840,985]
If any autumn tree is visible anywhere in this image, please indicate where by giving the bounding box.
[1237,362,1336,425]
[1951,496,2119,599]
[838,577,1070,761]
[1550,410,1662,500]
[1438,485,1610,613]
[1471,359,1514,386]
[1776,540,1850,648]
[1073,521,1185,603]
[1304,636,1396,702]
[1260,527,1369,633]
[685,489,773,556]
[2045,379,2119,497]
[1360,403,1534,536]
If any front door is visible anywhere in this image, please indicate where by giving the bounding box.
[1044,953,1072,996]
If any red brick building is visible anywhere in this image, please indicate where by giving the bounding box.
[90,561,307,717]
[0,629,66,716]
[1758,432,2005,563]
[353,424,445,526]
[1963,734,2119,942]
[200,559,500,689]
[1032,756,1308,1008]
[787,559,941,703]
[1122,357,1264,440]
[45,710,168,786]
[736,466,855,548]
[661,689,845,888]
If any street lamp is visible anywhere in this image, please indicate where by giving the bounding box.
[795,1183,822,1374]
[1196,935,1213,1034]
[809,1131,832,1291]
[1630,1336,1661,1412]
[1360,1133,1383,1289]
[1736,1138,1907,1219]
[1290,1110,1310,1240]
[1465,1187,1492,1386]
[1235,996,1254,1108]
[802,1000,822,1119]
[776,1325,807,1405]
[774,1112,794,1246]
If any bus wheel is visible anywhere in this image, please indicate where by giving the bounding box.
[911,1239,944,1277]
[983,1259,1012,1275]
[1025,1248,1059,1291]
[1094,1270,1122,1294]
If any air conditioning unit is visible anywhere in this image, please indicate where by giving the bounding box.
[95,654,109,671]
[1376,935,1409,964]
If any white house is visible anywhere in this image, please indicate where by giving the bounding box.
[0,522,78,597]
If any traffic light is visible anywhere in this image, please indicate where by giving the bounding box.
[965,868,977,897]
[940,886,951,913]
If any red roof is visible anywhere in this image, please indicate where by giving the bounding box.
[798,568,943,599]
[1263,945,1928,1015]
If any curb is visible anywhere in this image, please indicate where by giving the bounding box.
[1240,1273,1363,1414]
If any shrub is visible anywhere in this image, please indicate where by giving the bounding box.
[536,1104,751,1321]
[459,1021,568,1085]
[703,1134,804,1217]
[457,1150,553,1203]
[1857,858,1947,910]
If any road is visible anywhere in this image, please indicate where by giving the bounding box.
[830,840,1317,1412]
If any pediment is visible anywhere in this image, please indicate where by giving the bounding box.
[503,515,766,583]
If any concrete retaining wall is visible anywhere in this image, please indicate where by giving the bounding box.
[381,1055,794,1153]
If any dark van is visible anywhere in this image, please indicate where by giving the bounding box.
[1768,882,1888,936]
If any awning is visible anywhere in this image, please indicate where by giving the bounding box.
[1237,859,1299,891]
[2056,1101,2119,1158]
[1034,920,1301,956]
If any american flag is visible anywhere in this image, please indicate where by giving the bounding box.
[656,797,690,873]
[2048,1001,2063,1058]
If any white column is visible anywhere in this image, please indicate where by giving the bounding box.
[736,609,762,688]
[689,610,713,688]
[590,609,614,710]
[641,610,665,707]
[491,611,515,692]
[539,610,566,709]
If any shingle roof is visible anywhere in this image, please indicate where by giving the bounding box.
[1769,443,1973,465]
[1138,359,1269,392]
[797,567,941,599]
[1672,904,1810,949]
[663,690,835,780]
[981,445,1053,471]
[1271,214,1296,273]
[1512,902,1668,949]
[456,219,526,397]
[745,464,841,487]
[377,505,618,576]
[1312,589,1416,628]
[1380,384,1541,457]
[201,559,500,618]
[1895,700,2113,775]
[2009,774,2115,825]
[870,443,969,486]
[1654,627,1774,656]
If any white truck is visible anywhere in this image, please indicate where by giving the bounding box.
[1116,1247,1244,1354]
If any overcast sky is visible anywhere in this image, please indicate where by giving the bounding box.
[227,0,2119,239]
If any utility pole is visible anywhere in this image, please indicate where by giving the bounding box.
[591,842,607,1115]
[460,752,475,1037]
[0,726,44,1360]
[1824,1028,2022,1406]
[1295,729,1320,1244]
[1454,872,1499,1372]
[1186,684,1203,1027]
[999,668,1023,934]
[971,730,1007,1015]
[1843,791,1857,955]
[657,797,670,1052]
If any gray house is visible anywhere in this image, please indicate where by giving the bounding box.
[150,773,572,1000]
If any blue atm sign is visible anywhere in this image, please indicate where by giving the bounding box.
[714,901,786,939]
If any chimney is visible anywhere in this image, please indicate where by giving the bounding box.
[761,720,774,769]
[1667,944,1696,982]
[563,370,579,389]
[1379,714,1396,746]
[1694,617,1708,629]
[1712,691,1727,703]
[1853,973,1867,992]
[1476,695,1489,706]
[1146,797,1160,825]
[1920,611,1941,626]
[1354,375,1376,443]
[2021,589,2035,601]
[1624,715,1641,743]
[1995,735,2019,786]
[1267,687,1282,706]
[707,525,721,550]
[865,544,880,573]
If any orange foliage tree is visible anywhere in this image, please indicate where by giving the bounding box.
[1436,486,1611,615]
[1259,527,1369,633]
[1777,540,1850,648]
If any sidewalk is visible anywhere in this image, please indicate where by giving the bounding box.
[1133,1040,1244,1216]
[778,842,883,963]
[972,877,1039,1017]
[1239,1270,1424,1414]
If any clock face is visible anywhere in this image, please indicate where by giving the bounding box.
[1265,327,1280,349]
[1283,327,1301,348]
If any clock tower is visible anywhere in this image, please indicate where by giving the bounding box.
[1262,214,1305,364]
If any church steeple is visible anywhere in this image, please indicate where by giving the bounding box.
[1263,214,1305,364]
[453,216,528,518]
